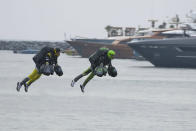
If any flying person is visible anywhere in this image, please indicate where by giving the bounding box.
[16,46,63,92]
[71,47,117,93]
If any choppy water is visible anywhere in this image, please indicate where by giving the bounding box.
[0,51,196,131]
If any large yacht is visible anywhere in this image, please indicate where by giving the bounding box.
[128,36,196,68]
[67,28,181,59]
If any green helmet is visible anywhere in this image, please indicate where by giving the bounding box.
[107,50,115,59]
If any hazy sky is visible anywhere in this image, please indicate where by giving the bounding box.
[0,0,196,40]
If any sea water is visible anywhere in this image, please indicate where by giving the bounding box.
[0,51,196,131]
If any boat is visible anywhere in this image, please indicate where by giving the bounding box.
[66,26,136,59]
[70,37,116,44]
[128,37,196,68]
[67,28,184,59]
[67,40,133,59]
[67,11,196,59]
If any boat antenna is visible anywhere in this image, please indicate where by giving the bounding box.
[148,19,158,28]
[169,14,182,28]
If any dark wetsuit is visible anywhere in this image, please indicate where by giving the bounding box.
[20,46,58,87]
[33,46,58,69]
[73,47,113,87]
[89,47,112,69]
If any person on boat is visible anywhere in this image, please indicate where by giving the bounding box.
[71,47,117,93]
[16,46,63,92]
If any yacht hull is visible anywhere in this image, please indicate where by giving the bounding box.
[67,40,133,59]
[128,37,196,68]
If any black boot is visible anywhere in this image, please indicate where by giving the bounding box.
[71,74,83,87]
[24,83,29,92]
[71,80,76,87]
[16,77,29,92]
[16,82,22,92]
[80,84,85,93]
